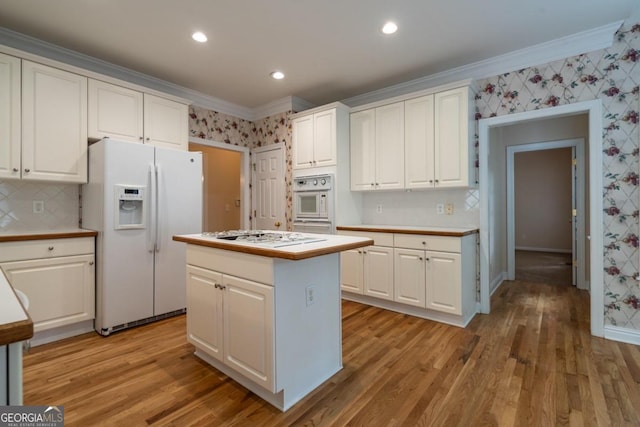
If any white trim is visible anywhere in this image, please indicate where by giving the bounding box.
[506,138,586,289]
[342,21,622,107]
[188,137,251,229]
[490,272,508,297]
[479,99,604,337]
[604,326,640,345]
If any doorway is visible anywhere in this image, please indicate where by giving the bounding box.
[188,137,251,231]
[478,99,604,337]
[507,139,587,289]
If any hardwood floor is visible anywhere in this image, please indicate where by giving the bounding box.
[23,281,640,426]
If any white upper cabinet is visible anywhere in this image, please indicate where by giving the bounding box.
[350,109,376,191]
[374,102,404,190]
[434,87,470,188]
[350,102,404,191]
[143,93,189,150]
[88,80,189,150]
[88,79,144,143]
[292,108,337,169]
[404,95,435,189]
[351,82,474,191]
[22,61,88,183]
[0,52,21,180]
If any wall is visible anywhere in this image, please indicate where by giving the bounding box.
[475,19,639,329]
[190,143,242,232]
[514,148,572,252]
[188,105,294,229]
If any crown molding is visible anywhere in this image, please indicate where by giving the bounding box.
[341,20,623,107]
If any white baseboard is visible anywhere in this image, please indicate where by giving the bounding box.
[604,325,640,345]
[515,246,572,254]
[29,320,95,347]
[490,272,508,296]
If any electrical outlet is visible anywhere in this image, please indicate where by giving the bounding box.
[376,204,383,213]
[33,200,44,214]
[445,203,454,215]
[436,203,444,215]
[305,285,316,307]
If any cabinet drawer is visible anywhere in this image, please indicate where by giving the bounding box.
[337,230,393,247]
[0,237,94,262]
[393,234,460,253]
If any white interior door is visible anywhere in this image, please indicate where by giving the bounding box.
[252,146,285,231]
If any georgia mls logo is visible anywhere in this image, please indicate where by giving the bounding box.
[0,405,64,427]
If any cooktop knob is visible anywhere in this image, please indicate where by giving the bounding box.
[320,178,326,185]
[313,179,318,185]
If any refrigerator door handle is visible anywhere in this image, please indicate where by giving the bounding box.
[147,163,156,253]
[155,163,162,253]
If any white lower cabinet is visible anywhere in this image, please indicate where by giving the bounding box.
[425,251,462,315]
[363,246,394,300]
[0,237,95,333]
[394,248,426,308]
[339,229,477,327]
[186,265,275,392]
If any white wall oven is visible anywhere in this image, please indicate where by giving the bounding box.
[293,174,334,234]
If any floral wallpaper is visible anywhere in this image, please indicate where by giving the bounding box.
[475,20,639,329]
[188,106,294,230]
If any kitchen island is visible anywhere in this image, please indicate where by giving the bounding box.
[172,232,373,411]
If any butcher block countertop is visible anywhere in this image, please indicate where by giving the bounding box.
[0,270,32,346]
[173,233,373,261]
[337,224,479,237]
[0,228,98,242]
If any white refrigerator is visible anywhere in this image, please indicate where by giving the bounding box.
[82,138,202,335]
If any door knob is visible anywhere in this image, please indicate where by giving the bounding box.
[274,221,281,228]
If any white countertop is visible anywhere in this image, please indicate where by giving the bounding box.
[174,232,373,260]
[0,271,28,326]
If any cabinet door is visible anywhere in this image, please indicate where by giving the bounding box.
[425,251,461,315]
[434,87,469,188]
[292,114,314,169]
[313,109,337,167]
[1,254,95,332]
[405,95,435,189]
[363,246,394,301]
[186,266,223,361]
[340,248,363,294]
[22,61,88,183]
[88,79,144,143]
[223,275,275,392]
[375,102,404,190]
[0,53,20,180]
[143,94,188,150]
[350,109,376,191]
[394,248,426,308]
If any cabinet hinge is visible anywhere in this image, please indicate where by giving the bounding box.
[573,259,578,267]
[572,158,577,166]
[572,209,577,217]
[252,163,256,172]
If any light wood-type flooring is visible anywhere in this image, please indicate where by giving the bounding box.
[23,279,640,426]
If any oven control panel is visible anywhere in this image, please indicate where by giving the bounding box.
[294,174,332,191]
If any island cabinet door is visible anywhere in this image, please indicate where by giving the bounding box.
[186,266,223,362]
[223,275,275,393]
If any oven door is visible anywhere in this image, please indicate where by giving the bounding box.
[294,191,329,219]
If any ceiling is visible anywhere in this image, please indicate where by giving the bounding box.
[0,0,636,109]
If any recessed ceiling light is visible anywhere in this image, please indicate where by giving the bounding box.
[381,21,398,35]
[271,71,285,80]
[192,31,207,43]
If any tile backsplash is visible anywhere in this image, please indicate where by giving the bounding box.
[0,180,80,232]
[360,188,480,227]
